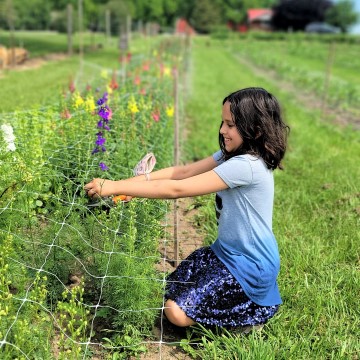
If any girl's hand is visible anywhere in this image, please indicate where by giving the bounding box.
[84,178,114,198]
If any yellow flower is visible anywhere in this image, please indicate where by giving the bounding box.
[85,95,96,113]
[73,92,84,108]
[165,105,174,117]
[163,66,171,77]
[106,85,113,95]
[101,69,109,79]
[128,95,139,114]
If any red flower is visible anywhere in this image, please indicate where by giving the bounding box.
[69,79,75,93]
[110,72,119,90]
[61,108,71,119]
[134,75,141,86]
[152,111,160,122]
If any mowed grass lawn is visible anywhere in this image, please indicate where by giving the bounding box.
[184,37,359,359]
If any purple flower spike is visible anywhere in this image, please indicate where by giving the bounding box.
[97,98,105,106]
[96,134,106,146]
[99,162,109,171]
[98,107,111,120]
[92,148,99,154]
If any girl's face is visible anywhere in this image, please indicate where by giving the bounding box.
[220,101,243,153]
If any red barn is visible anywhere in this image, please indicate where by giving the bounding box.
[175,18,196,35]
[247,9,273,31]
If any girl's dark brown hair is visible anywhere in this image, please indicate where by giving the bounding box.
[219,87,290,170]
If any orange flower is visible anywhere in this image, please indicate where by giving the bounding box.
[113,195,127,204]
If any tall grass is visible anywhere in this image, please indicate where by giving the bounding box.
[183,37,359,359]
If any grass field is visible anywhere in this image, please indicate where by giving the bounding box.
[0,31,161,113]
[1,32,359,359]
[183,37,359,359]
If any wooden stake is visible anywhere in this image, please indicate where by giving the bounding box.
[67,4,73,56]
[322,42,336,119]
[173,69,180,267]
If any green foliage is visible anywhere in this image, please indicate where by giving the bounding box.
[56,281,90,359]
[181,325,275,359]
[190,0,223,33]
[102,324,147,359]
[0,35,185,358]
[0,234,53,358]
[325,0,359,33]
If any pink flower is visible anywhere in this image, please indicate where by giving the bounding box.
[69,79,75,93]
[61,108,71,119]
[134,75,141,86]
[152,111,160,122]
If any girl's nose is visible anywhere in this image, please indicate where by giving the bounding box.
[220,125,226,135]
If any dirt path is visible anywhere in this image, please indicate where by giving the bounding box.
[129,197,206,360]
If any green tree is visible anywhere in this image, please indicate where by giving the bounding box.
[162,0,179,27]
[191,0,222,33]
[325,0,358,32]
[13,0,52,30]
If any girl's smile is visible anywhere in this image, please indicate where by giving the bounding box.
[220,101,243,152]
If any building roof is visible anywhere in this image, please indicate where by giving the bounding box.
[247,9,273,22]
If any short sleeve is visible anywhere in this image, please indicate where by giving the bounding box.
[213,155,253,188]
[212,150,224,165]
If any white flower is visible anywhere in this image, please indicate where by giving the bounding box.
[1,124,16,152]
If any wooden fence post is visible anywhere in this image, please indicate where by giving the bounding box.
[173,69,180,267]
[78,0,84,78]
[67,4,73,56]
[105,9,111,45]
[322,41,336,119]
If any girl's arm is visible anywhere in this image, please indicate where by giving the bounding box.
[125,155,218,183]
[84,156,227,199]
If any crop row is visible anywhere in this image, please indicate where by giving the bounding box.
[0,38,185,358]
[230,37,360,111]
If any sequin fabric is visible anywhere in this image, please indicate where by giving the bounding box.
[165,247,279,328]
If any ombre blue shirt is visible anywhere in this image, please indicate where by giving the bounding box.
[211,151,282,306]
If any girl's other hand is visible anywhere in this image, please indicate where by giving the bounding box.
[84,178,114,198]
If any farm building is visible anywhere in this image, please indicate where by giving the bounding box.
[228,8,273,32]
[247,9,273,31]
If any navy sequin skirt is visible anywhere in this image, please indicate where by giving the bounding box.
[165,246,279,328]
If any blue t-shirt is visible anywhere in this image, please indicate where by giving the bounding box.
[211,150,282,306]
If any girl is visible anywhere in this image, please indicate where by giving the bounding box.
[84,87,290,329]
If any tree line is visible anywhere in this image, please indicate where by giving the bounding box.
[0,0,358,34]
